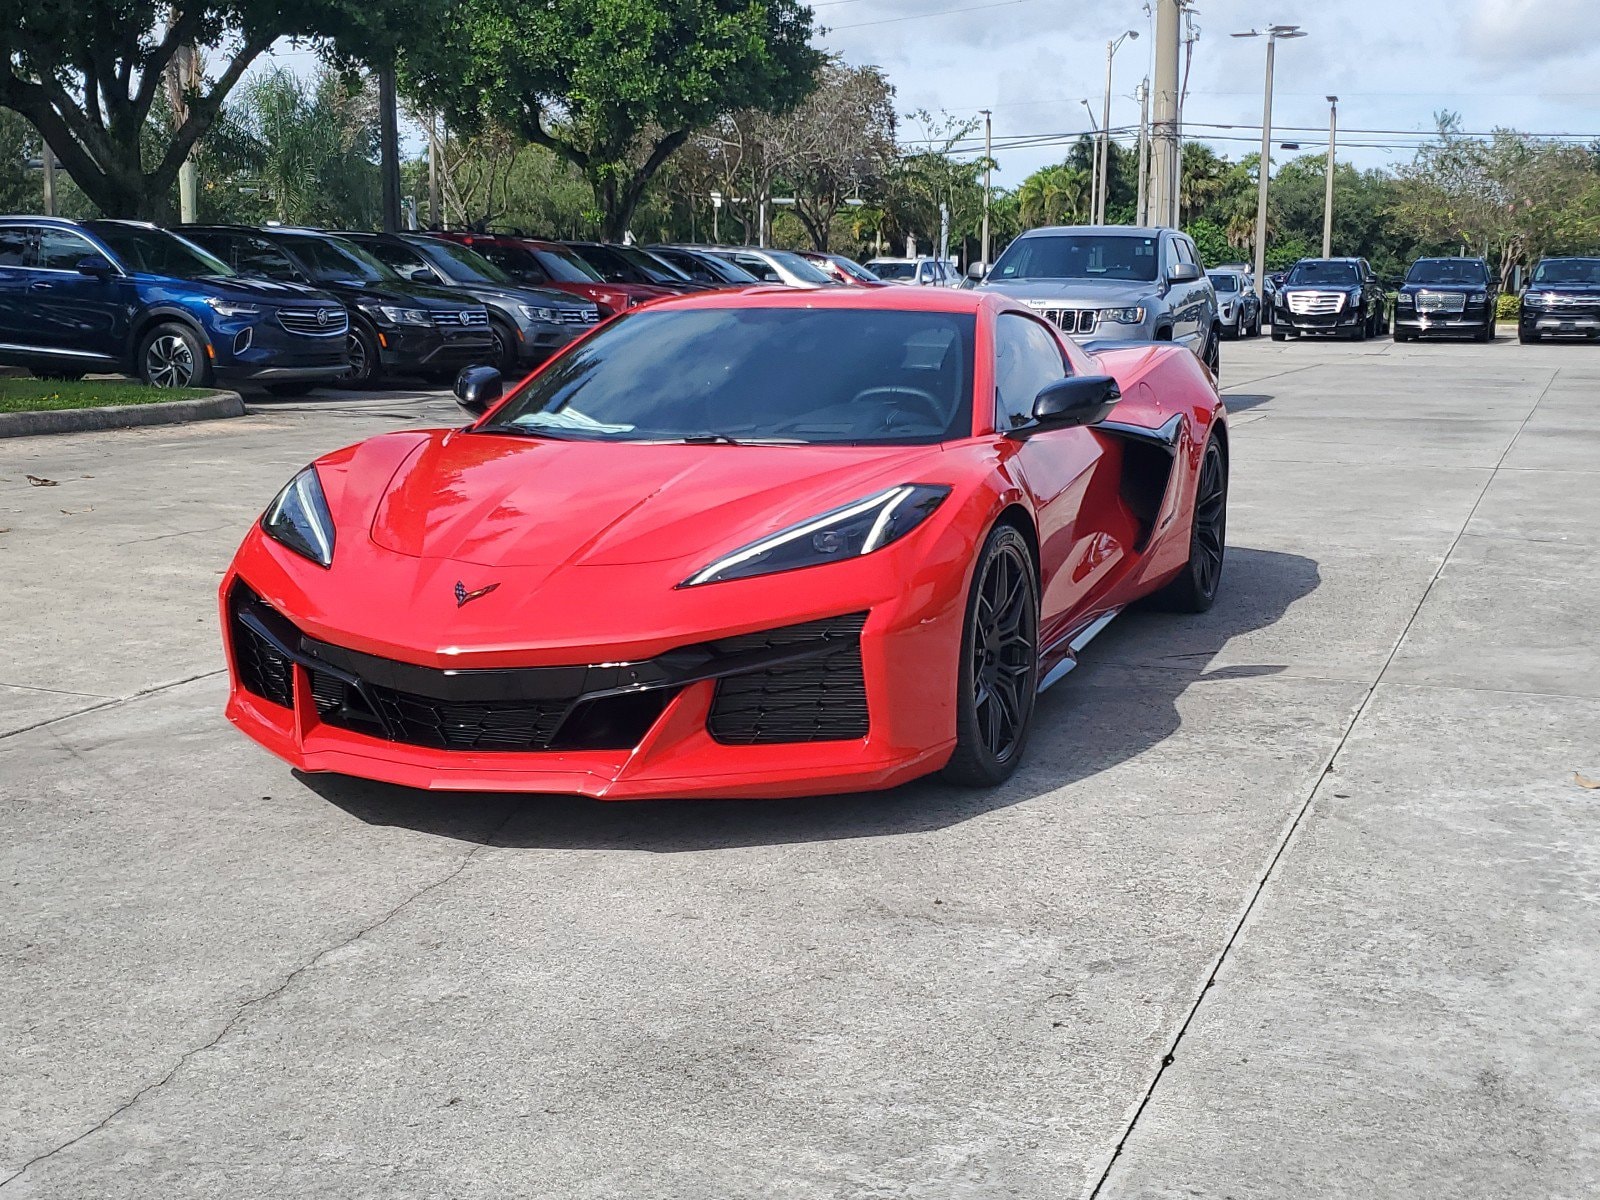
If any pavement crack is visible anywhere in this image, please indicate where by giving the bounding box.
[0,670,225,743]
[1081,366,1560,1200]
[0,806,518,1192]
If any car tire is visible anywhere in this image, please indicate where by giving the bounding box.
[1271,326,1287,342]
[137,322,212,389]
[942,523,1040,789]
[1251,309,1262,337]
[1478,323,1494,343]
[1393,327,1412,342]
[489,318,520,374]
[1203,326,1221,376]
[1351,312,1368,341]
[1151,433,1228,614]
[338,321,382,389]
[1519,329,1540,344]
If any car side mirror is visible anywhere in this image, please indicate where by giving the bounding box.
[1025,375,1121,432]
[1168,262,1202,283]
[408,267,435,283]
[967,261,987,280]
[77,256,113,279]
[454,365,503,415]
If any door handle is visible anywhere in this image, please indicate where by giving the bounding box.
[29,281,54,291]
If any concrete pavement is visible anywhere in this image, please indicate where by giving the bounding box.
[1,336,1596,1197]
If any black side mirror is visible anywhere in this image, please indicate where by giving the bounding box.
[408,266,435,284]
[1168,262,1203,284]
[77,256,113,279]
[454,365,503,415]
[1026,375,1121,432]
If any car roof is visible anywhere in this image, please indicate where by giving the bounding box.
[1015,225,1169,238]
[617,284,1001,315]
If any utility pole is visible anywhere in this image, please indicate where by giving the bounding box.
[378,64,402,234]
[1234,24,1307,302]
[1096,32,1137,225]
[980,108,992,272]
[1322,95,1338,258]
[1136,78,1150,226]
[428,112,443,228]
[1148,0,1182,229]
[1081,100,1099,223]
[41,143,56,217]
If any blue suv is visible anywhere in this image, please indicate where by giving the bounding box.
[0,217,349,391]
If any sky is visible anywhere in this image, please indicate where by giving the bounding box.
[812,0,1600,183]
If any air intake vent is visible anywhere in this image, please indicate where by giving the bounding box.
[707,614,870,744]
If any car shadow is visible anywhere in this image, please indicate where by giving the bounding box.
[300,546,1320,851]
[1223,393,1272,413]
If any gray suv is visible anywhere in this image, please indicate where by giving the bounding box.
[977,225,1221,374]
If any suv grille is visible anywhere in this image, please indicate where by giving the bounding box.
[278,307,349,336]
[432,308,490,328]
[556,308,601,325]
[707,614,869,744]
[1415,291,1466,313]
[1286,291,1347,315]
[1030,307,1099,335]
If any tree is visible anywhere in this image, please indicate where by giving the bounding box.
[402,0,823,241]
[782,61,896,251]
[0,0,424,219]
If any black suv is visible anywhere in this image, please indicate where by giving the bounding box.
[180,225,494,388]
[1518,258,1600,344]
[0,217,347,389]
[1393,258,1498,342]
[342,232,600,373]
[1272,257,1387,341]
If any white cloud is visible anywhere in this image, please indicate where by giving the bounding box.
[1461,0,1597,68]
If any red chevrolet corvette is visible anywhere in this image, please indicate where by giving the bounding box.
[221,287,1227,798]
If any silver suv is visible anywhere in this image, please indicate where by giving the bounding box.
[977,225,1221,373]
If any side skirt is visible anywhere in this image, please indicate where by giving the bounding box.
[1036,607,1123,693]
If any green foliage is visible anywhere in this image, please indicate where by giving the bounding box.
[1185,220,1230,269]
[0,379,208,411]
[1496,292,1520,321]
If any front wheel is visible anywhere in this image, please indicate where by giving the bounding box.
[942,524,1040,788]
[1152,434,1228,613]
[1478,322,1494,343]
[1519,329,1540,344]
[338,322,382,389]
[137,322,211,389]
[1203,326,1221,376]
[1271,326,1287,342]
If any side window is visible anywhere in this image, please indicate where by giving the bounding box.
[994,313,1068,431]
[1161,237,1182,278]
[0,227,34,267]
[1174,239,1197,268]
[733,254,779,282]
[35,228,110,272]
[366,240,432,278]
[235,239,297,280]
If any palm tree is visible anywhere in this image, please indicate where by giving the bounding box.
[1017,163,1090,227]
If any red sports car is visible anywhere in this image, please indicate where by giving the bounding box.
[221,287,1227,798]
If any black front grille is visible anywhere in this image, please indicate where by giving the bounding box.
[231,609,294,708]
[707,614,869,744]
[308,668,575,751]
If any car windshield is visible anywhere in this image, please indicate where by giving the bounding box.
[1406,260,1488,286]
[418,239,514,284]
[767,251,835,284]
[279,234,398,284]
[1532,259,1600,285]
[533,245,605,282]
[1288,261,1360,285]
[484,307,975,445]
[869,261,917,280]
[576,243,675,285]
[615,245,692,282]
[1208,273,1240,293]
[834,257,880,282]
[87,223,234,280]
[989,234,1160,283]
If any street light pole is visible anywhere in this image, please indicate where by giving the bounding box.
[1097,30,1139,225]
[1233,25,1306,302]
[1136,78,1150,226]
[980,108,992,272]
[1081,99,1099,223]
[1322,94,1338,258]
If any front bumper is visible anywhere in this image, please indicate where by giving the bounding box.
[1521,309,1600,336]
[378,324,495,370]
[209,316,350,381]
[1274,308,1362,332]
[1394,309,1491,335]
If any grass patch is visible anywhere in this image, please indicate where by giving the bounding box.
[0,378,211,413]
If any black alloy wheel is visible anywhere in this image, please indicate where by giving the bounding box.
[1203,326,1221,376]
[339,322,381,389]
[943,524,1040,787]
[490,319,520,374]
[1153,434,1228,613]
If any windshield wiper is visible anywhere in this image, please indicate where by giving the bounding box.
[475,422,578,441]
[676,433,808,446]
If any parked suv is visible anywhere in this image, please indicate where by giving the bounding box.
[977,225,1221,373]
[0,217,347,390]
[342,231,600,373]
[1393,257,1498,342]
[181,225,494,387]
[563,242,709,293]
[864,256,957,287]
[426,232,671,316]
[698,246,839,288]
[1272,257,1386,341]
[645,245,761,288]
[1207,268,1262,338]
[1518,257,1600,344]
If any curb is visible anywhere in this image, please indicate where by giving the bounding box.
[0,391,246,438]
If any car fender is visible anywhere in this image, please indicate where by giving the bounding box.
[129,302,210,362]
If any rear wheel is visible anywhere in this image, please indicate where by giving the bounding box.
[137,322,211,389]
[1152,435,1228,613]
[942,524,1039,788]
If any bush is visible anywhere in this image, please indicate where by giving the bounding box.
[1496,292,1520,322]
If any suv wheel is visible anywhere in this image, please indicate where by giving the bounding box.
[138,323,211,389]
[1203,325,1221,376]
[339,322,381,389]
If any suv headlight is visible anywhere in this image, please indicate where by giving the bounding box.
[1470,292,1487,304]
[1100,306,1145,324]
[206,297,261,318]
[518,304,558,323]
[261,467,335,567]
[681,485,949,587]
[1524,292,1547,308]
[1396,293,1414,306]
[367,304,432,327]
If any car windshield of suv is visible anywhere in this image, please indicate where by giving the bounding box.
[416,239,514,285]
[1532,259,1600,285]
[834,257,880,282]
[767,251,835,285]
[531,245,605,282]
[614,245,692,282]
[87,223,234,280]
[1208,273,1240,293]
[575,244,674,285]
[868,261,917,280]
[989,234,1159,283]
[278,234,398,284]
[1287,261,1360,286]
[1406,260,1488,286]
[483,308,975,445]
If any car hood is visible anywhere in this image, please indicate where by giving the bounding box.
[314,279,477,310]
[1526,280,1600,295]
[365,429,947,570]
[980,279,1157,306]
[143,274,336,305]
[442,280,591,310]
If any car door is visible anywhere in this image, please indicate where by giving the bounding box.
[993,311,1124,644]
[1168,236,1206,349]
[0,226,35,353]
[20,225,127,362]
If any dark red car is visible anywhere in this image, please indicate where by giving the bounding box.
[221,286,1228,798]
[424,232,672,316]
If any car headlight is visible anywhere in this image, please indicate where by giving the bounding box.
[1101,306,1145,324]
[261,467,335,568]
[1524,293,1547,308]
[368,305,432,327]
[681,484,950,587]
[518,304,558,323]
[1470,292,1487,303]
[1397,293,1414,306]
[206,297,261,317]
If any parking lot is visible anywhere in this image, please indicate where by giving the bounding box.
[3,333,1598,1197]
